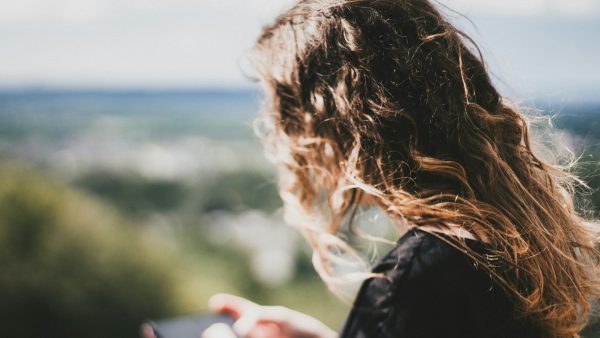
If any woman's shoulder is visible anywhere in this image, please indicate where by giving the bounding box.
[372,227,490,282]
[340,228,538,338]
[351,227,496,313]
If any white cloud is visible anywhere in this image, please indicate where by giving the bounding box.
[0,0,598,94]
[550,0,600,16]
[439,0,545,17]
[0,0,598,25]
[0,0,108,23]
[0,0,294,24]
[0,0,298,87]
[52,0,107,22]
[438,0,600,17]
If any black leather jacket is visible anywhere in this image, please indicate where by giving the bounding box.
[338,228,540,338]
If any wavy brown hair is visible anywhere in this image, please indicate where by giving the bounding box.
[249,0,600,336]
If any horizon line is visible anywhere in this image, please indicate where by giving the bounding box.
[0,85,598,107]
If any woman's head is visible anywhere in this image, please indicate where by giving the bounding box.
[250,0,600,336]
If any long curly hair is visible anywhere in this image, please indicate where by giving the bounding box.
[249,0,600,336]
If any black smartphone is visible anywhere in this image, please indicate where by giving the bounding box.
[142,313,239,338]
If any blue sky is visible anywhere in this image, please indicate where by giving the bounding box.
[0,0,599,102]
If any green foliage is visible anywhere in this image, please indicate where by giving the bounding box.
[74,169,281,217]
[196,170,280,213]
[0,164,348,336]
[575,157,600,217]
[74,171,188,216]
[0,165,179,338]
[554,109,600,140]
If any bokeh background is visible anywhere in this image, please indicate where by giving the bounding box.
[0,1,599,337]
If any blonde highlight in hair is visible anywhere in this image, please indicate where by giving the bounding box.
[250,0,600,336]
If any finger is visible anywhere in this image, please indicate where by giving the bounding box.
[139,323,157,338]
[233,309,287,335]
[232,308,261,337]
[244,323,281,338]
[234,305,292,336]
[201,323,237,338]
[209,293,259,318]
[255,306,289,324]
[261,322,282,336]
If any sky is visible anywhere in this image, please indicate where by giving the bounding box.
[0,0,599,102]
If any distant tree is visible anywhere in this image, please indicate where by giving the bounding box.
[0,165,179,338]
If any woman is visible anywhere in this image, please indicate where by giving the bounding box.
[203,0,600,337]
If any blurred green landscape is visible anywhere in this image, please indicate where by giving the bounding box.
[0,90,599,338]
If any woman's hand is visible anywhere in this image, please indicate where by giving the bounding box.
[201,293,337,338]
